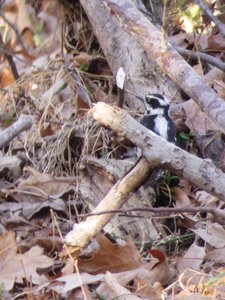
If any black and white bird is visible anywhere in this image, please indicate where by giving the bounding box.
[138,93,176,144]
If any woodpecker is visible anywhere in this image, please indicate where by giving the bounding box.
[138,93,176,144]
[136,93,177,187]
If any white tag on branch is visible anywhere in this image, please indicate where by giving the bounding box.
[116,67,126,89]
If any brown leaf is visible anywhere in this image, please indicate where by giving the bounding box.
[174,187,192,207]
[40,124,55,137]
[193,223,225,248]
[0,231,53,290]
[135,281,164,299]
[150,249,166,262]
[205,248,225,263]
[78,234,142,274]
[103,271,141,300]
[207,34,225,51]
[0,68,16,87]
[78,236,175,286]
[137,254,175,286]
[12,167,75,218]
[182,99,219,133]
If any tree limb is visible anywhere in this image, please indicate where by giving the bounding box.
[90,102,225,200]
[175,46,225,72]
[79,0,180,109]
[101,0,225,134]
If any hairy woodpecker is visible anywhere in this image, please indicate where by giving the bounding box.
[138,93,176,144]
[136,93,177,187]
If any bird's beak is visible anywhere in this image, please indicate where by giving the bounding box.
[136,96,144,102]
[136,95,147,110]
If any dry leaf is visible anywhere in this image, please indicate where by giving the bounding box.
[79,236,174,285]
[11,167,75,218]
[177,243,205,274]
[193,223,225,248]
[182,99,219,133]
[78,234,142,274]
[207,34,225,51]
[54,273,105,294]
[174,187,192,207]
[205,248,225,263]
[137,249,175,286]
[102,271,141,300]
[0,67,16,87]
[135,281,164,299]
[0,231,53,290]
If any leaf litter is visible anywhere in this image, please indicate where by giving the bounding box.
[0,0,225,299]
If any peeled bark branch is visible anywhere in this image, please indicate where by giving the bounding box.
[62,157,150,253]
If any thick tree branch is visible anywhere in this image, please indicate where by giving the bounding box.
[90,102,225,200]
[79,0,180,109]
[101,0,225,134]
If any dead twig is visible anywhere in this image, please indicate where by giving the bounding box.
[80,206,225,225]
[161,0,172,53]
[174,46,225,72]
[0,11,26,50]
[0,114,33,148]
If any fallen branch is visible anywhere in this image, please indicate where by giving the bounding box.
[91,102,225,199]
[101,0,225,133]
[175,46,225,72]
[79,0,180,109]
[0,114,33,148]
[62,157,151,254]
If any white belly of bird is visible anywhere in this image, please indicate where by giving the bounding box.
[154,115,168,141]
